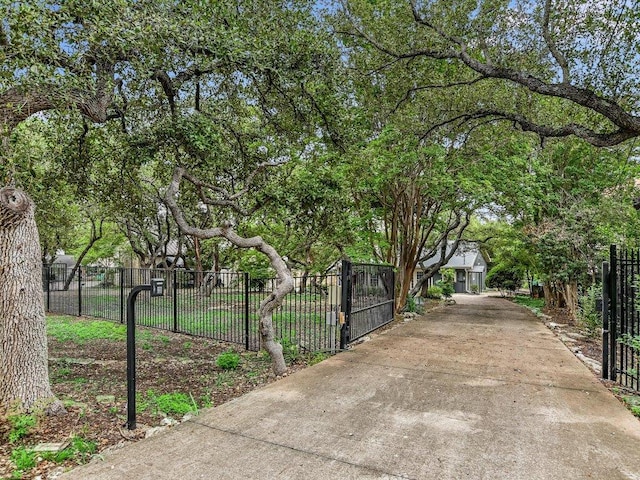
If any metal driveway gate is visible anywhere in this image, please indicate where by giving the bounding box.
[340,261,395,349]
[603,245,640,391]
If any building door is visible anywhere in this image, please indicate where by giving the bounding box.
[455,270,466,293]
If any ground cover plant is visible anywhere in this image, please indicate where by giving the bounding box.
[0,315,315,479]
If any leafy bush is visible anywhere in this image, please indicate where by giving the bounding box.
[309,352,328,366]
[8,435,98,479]
[438,268,455,298]
[237,250,273,290]
[425,285,443,299]
[577,284,602,337]
[620,333,640,353]
[622,395,640,417]
[513,294,544,315]
[486,263,522,296]
[405,295,417,312]
[437,280,454,298]
[216,351,241,370]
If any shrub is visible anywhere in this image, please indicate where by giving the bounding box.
[577,284,602,337]
[11,446,36,472]
[405,295,417,312]
[486,263,522,296]
[438,268,456,298]
[216,351,241,370]
[426,285,443,299]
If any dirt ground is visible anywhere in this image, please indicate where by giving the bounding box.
[541,305,603,368]
[0,322,315,480]
[0,299,619,479]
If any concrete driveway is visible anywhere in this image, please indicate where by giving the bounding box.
[62,294,640,479]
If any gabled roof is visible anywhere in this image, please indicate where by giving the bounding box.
[420,241,485,270]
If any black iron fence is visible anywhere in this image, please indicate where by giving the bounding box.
[340,261,395,347]
[43,265,344,354]
[603,245,640,391]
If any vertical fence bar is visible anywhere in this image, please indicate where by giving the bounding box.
[173,270,178,333]
[610,245,618,381]
[45,265,51,312]
[392,268,396,318]
[636,248,640,390]
[77,267,82,317]
[632,249,637,389]
[622,249,628,385]
[602,261,610,380]
[119,268,125,324]
[244,272,250,350]
[340,260,352,350]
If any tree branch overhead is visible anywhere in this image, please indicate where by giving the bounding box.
[348,0,640,146]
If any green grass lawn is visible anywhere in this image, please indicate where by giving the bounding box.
[512,295,545,314]
[47,316,127,343]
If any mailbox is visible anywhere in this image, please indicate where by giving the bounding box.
[150,278,165,297]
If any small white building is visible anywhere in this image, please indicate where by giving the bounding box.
[415,242,488,294]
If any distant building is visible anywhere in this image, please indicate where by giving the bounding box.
[415,242,488,294]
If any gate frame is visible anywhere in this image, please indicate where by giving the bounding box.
[603,244,640,389]
[603,244,619,381]
[340,260,395,349]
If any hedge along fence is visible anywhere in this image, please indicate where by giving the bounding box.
[42,265,343,354]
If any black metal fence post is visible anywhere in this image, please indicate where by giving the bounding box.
[119,268,125,324]
[392,268,396,316]
[77,267,82,317]
[44,265,51,312]
[173,270,178,333]
[602,261,610,379]
[340,260,352,350]
[610,244,618,381]
[244,272,250,350]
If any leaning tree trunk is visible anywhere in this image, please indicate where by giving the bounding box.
[0,187,64,414]
[165,168,291,375]
[62,220,102,291]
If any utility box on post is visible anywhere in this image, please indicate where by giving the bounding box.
[150,278,165,297]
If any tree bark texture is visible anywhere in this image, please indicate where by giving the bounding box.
[543,280,579,322]
[0,187,63,413]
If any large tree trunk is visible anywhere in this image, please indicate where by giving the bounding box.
[0,187,64,414]
[395,263,415,313]
[543,279,579,323]
[564,280,579,321]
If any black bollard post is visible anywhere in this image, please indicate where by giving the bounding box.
[126,278,165,430]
